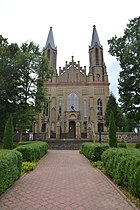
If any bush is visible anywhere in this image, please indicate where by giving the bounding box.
[80,142,109,161]
[3,115,14,150]
[0,149,22,194]
[109,111,117,147]
[15,141,48,162]
[102,148,140,197]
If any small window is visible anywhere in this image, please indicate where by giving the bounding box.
[97,73,100,81]
[83,122,87,131]
[41,123,46,132]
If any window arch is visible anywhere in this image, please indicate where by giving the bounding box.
[95,47,99,65]
[67,93,79,111]
[97,98,103,116]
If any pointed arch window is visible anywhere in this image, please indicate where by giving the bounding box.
[47,49,50,60]
[95,48,99,65]
[97,98,103,116]
[59,98,62,114]
[84,99,87,117]
[67,93,79,111]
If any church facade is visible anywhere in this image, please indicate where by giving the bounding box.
[34,26,110,140]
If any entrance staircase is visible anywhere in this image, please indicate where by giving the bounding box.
[46,139,92,150]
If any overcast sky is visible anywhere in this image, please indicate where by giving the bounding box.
[0,0,139,100]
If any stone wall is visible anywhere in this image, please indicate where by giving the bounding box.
[0,132,139,143]
[95,132,140,143]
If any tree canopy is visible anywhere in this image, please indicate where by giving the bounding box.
[108,16,140,131]
[0,35,52,137]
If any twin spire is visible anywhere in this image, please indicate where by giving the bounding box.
[44,25,102,51]
[44,27,57,50]
[89,25,102,49]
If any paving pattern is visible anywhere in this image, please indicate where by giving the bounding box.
[0,150,138,210]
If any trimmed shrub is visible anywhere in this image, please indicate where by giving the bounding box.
[109,111,117,147]
[80,142,109,161]
[3,115,14,150]
[102,148,140,197]
[0,149,22,194]
[15,141,48,162]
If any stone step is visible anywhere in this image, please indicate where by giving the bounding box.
[46,139,92,150]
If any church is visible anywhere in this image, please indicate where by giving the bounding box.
[34,25,110,140]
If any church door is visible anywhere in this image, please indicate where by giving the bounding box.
[69,121,76,138]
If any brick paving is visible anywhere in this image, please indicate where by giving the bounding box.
[0,150,138,210]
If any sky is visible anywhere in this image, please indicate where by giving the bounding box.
[0,0,139,100]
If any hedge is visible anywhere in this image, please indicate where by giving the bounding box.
[80,143,109,161]
[14,141,48,162]
[102,148,140,197]
[0,149,22,194]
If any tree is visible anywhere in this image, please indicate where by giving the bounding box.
[0,36,20,134]
[0,36,52,138]
[3,115,14,150]
[109,111,117,147]
[104,92,125,131]
[108,16,140,131]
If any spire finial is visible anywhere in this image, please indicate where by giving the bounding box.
[72,55,74,62]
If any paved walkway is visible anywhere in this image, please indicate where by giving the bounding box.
[0,150,138,210]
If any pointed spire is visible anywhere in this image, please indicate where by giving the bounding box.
[90,25,102,49]
[44,27,56,50]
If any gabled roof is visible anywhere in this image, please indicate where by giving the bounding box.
[89,25,102,49]
[44,27,56,50]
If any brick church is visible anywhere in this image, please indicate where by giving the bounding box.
[34,25,110,140]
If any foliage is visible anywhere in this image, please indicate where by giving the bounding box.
[3,115,14,150]
[0,149,22,194]
[91,161,103,170]
[117,142,127,148]
[17,141,36,146]
[108,17,140,131]
[102,148,140,197]
[15,141,48,162]
[109,111,117,147]
[136,142,140,149]
[80,142,109,161]
[104,92,125,131]
[0,35,52,137]
[22,161,37,173]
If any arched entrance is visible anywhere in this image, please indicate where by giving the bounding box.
[69,121,76,138]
